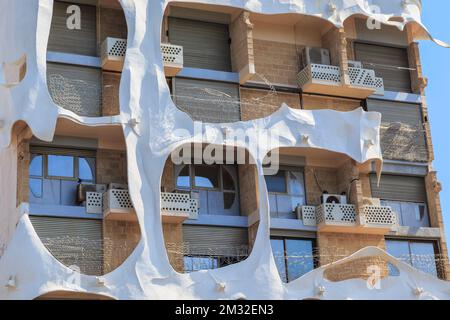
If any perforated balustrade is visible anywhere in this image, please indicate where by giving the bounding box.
[301,203,397,234]
[297,62,385,96]
[101,37,183,75]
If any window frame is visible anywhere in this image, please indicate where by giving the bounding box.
[385,238,443,279]
[265,166,306,196]
[270,236,317,283]
[30,147,96,183]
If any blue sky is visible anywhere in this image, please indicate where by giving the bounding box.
[420,2,450,247]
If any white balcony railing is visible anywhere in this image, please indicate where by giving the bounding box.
[161,192,199,222]
[315,203,357,226]
[297,63,341,88]
[103,189,134,215]
[302,203,396,233]
[362,205,397,228]
[101,37,183,75]
[297,63,385,96]
[348,67,385,95]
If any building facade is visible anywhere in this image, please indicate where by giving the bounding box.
[1,0,450,300]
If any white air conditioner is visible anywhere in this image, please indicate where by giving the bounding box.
[348,60,363,68]
[322,194,347,205]
[300,47,331,69]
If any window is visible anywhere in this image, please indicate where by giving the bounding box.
[29,148,96,205]
[175,164,239,215]
[386,239,440,278]
[381,201,430,228]
[271,237,316,282]
[265,168,306,219]
[29,154,43,198]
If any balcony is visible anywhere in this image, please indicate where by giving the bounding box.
[297,63,384,99]
[161,192,199,224]
[102,188,136,221]
[302,203,396,234]
[101,37,184,76]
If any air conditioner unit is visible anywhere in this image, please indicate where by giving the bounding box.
[322,194,347,205]
[363,197,381,206]
[348,60,363,68]
[108,183,128,190]
[300,47,331,69]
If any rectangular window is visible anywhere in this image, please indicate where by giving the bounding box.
[266,169,306,219]
[382,200,430,228]
[386,239,440,278]
[271,237,316,282]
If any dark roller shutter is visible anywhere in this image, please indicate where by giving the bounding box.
[173,78,240,123]
[169,17,231,71]
[354,42,411,93]
[48,1,97,56]
[183,225,248,256]
[47,63,102,117]
[370,174,427,203]
[29,216,103,276]
[367,99,427,162]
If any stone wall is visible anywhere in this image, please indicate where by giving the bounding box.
[96,149,128,185]
[163,223,184,272]
[230,11,255,83]
[102,72,121,116]
[318,232,388,282]
[240,88,300,121]
[302,95,361,111]
[304,167,339,206]
[103,219,141,273]
[251,39,299,86]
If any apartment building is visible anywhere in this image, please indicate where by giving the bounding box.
[0,0,448,300]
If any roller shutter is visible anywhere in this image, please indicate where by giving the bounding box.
[370,174,427,203]
[367,99,427,162]
[48,1,97,56]
[47,63,102,117]
[354,42,411,93]
[173,78,240,123]
[29,216,103,275]
[183,225,248,256]
[169,17,231,71]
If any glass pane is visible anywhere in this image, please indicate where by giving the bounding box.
[184,256,219,272]
[29,178,42,198]
[265,170,287,193]
[288,171,305,196]
[29,154,43,177]
[385,240,411,276]
[78,157,95,181]
[223,192,235,210]
[222,166,235,191]
[271,239,287,282]
[47,155,74,178]
[285,239,315,282]
[194,165,219,189]
[176,165,190,188]
[410,242,438,277]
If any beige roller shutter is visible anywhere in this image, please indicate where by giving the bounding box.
[183,225,248,256]
[47,62,102,117]
[370,174,427,203]
[48,1,97,56]
[354,42,411,93]
[367,99,427,162]
[29,216,103,276]
[169,17,231,71]
[173,78,240,123]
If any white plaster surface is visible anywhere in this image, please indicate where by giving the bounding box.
[0,0,449,300]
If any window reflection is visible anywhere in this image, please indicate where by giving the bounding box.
[78,157,95,182]
[176,165,191,188]
[271,237,315,282]
[194,165,219,189]
[29,154,43,177]
[29,178,43,198]
[47,155,75,178]
[265,170,287,193]
[386,239,439,277]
